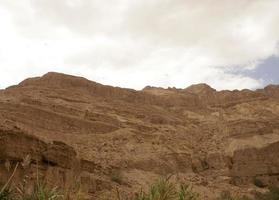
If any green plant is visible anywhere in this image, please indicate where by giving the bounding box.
[254,186,279,200]
[253,178,265,188]
[0,188,13,200]
[111,170,123,185]
[27,181,63,200]
[0,162,19,200]
[0,158,87,200]
[148,177,177,200]
[124,177,199,200]
[15,180,63,200]
[178,184,199,200]
[133,190,149,200]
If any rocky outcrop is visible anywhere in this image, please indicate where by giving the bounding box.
[1,72,279,199]
[230,141,279,186]
[258,84,279,99]
[42,141,77,169]
[0,128,110,197]
[0,129,46,163]
[226,120,273,138]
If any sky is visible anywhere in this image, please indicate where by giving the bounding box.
[0,0,278,91]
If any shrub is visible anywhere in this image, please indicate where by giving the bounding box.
[15,181,63,200]
[178,184,199,200]
[254,186,279,200]
[253,178,265,188]
[127,177,199,200]
[148,177,177,200]
[0,162,19,200]
[0,160,81,200]
[111,170,123,185]
[0,188,13,200]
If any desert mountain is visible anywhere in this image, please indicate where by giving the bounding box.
[1,72,279,199]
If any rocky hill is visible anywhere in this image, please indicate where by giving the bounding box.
[1,72,279,199]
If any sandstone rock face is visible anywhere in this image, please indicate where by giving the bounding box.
[0,129,46,162]
[0,72,279,198]
[42,141,77,169]
[230,141,279,186]
[0,129,108,197]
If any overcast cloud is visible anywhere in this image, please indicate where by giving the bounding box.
[0,0,278,90]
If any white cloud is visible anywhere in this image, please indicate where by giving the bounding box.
[0,0,278,90]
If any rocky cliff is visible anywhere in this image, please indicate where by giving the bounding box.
[1,72,279,199]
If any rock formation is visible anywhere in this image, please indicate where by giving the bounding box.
[0,72,279,199]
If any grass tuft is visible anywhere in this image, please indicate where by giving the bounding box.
[120,176,199,200]
[111,170,123,185]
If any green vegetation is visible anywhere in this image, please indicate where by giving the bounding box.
[133,177,177,200]
[0,162,63,200]
[16,181,63,200]
[110,170,123,185]
[253,178,265,188]
[1,163,279,200]
[116,176,199,200]
[0,188,13,200]
[1,177,63,200]
[254,186,279,200]
[0,162,18,200]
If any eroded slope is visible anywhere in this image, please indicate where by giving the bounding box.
[1,72,279,199]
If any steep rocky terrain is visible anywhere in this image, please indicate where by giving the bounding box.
[1,72,279,199]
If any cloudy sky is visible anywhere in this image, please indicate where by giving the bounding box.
[0,0,279,90]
